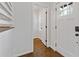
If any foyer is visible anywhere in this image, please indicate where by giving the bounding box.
[0,2,79,57]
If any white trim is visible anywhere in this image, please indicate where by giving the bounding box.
[0,8,14,20]
[12,50,33,57]
[0,3,13,16]
[47,8,50,47]
[56,47,77,57]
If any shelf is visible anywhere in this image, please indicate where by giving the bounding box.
[0,8,14,20]
[0,2,14,16]
[0,13,12,21]
[4,2,13,12]
[0,24,14,32]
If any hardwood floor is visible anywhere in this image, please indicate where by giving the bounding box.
[20,38,64,57]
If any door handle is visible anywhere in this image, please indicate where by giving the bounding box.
[75,34,79,36]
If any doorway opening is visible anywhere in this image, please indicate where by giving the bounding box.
[33,4,48,47]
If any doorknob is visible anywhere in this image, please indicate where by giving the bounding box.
[75,34,79,36]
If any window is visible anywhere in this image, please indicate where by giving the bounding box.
[58,2,73,16]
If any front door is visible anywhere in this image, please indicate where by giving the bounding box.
[56,2,79,56]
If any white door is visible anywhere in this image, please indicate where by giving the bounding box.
[39,8,47,46]
[56,2,79,56]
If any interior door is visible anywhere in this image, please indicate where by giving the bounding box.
[56,2,79,56]
[39,8,47,46]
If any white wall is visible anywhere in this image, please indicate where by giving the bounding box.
[0,29,13,57]
[32,5,40,38]
[12,2,33,56]
[50,3,56,50]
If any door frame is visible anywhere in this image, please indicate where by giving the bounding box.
[38,7,48,46]
[32,3,49,47]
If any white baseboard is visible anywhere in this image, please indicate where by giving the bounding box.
[50,45,77,57]
[12,50,33,57]
[56,47,77,57]
[51,44,56,51]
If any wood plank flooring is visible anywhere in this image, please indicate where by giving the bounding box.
[20,38,64,57]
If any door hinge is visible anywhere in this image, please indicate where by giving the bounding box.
[55,25,57,29]
[55,42,57,47]
[45,40,47,42]
[55,8,57,11]
[45,11,47,14]
[45,26,47,28]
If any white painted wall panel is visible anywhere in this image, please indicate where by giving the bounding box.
[12,2,33,56]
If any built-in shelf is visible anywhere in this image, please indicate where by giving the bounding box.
[0,8,14,20]
[5,2,13,12]
[0,2,14,21]
[0,13,13,21]
[0,2,14,32]
[0,24,14,32]
[0,2,14,16]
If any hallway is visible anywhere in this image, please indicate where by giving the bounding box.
[20,38,63,57]
[0,2,79,57]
